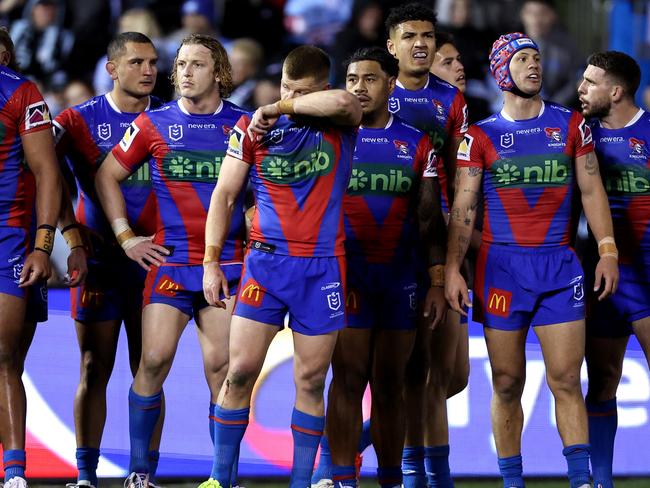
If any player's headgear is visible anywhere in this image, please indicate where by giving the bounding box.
[489,32,539,92]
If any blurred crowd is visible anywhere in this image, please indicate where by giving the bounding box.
[0,0,586,120]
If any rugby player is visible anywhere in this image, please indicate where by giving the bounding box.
[445,33,618,488]
[385,5,468,487]
[200,45,361,488]
[95,34,247,488]
[324,46,444,488]
[578,51,650,488]
[0,38,62,488]
[53,32,163,487]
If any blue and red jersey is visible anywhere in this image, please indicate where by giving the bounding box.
[343,115,434,263]
[227,114,357,257]
[389,73,468,208]
[0,66,51,230]
[590,109,650,263]
[112,99,248,265]
[54,94,162,239]
[458,101,594,247]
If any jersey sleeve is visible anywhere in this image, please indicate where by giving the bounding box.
[456,126,485,169]
[53,107,79,157]
[226,114,255,164]
[568,111,594,158]
[447,90,469,138]
[416,133,437,178]
[111,113,152,174]
[15,81,52,136]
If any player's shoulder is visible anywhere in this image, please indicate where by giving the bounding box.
[0,65,31,94]
[391,115,426,140]
[222,99,249,116]
[427,73,460,100]
[148,95,165,110]
[544,100,578,121]
[473,113,500,130]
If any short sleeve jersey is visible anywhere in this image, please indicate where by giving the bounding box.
[389,73,468,208]
[54,94,163,239]
[0,66,52,229]
[590,109,650,262]
[458,101,593,247]
[227,114,357,257]
[112,99,248,265]
[343,115,434,263]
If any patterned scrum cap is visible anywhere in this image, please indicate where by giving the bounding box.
[489,32,539,91]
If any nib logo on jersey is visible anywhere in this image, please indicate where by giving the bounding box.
[491,154,571,188]
[260,140,336,184]
[602,163,650,195]
[162,149,225,182]
[347,163,416,195]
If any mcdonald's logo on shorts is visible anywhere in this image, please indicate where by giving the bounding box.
[345,289,360,314]
[239,278,265,307]
[156,275,182,297]
[80,288,104,308]
[487,287,512,318]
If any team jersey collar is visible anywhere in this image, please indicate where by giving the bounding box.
[105,93,151,114]
[395,75,430,90]
[500,100,545,122]
[599,107,645,129]
[360,114,393,130]
[177,98,224,116]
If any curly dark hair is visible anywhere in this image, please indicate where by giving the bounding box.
[345,46,399,78]
[385,2,437,35]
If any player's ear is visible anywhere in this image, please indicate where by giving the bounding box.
[106,60,118,81]
[388,75,396,93]
[386,37,396,57]
[611,84,623,103]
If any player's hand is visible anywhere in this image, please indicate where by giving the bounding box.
[247,104,281,140]
[445,267,471,316]
[203,262,230,308]
[19,250,51,287]
[423,286,448,329]
[125,236,169,271]
[64,246,88,287]
[594,256,619,301]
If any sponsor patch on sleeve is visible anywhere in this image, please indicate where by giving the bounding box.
[24,101,51,130]
[457,134,473,161]
[578,118,593,146]
[227,126,246,159]
[461,104,469,133]
[423,149,438,177]
[52,120,65,144]
[119,121,140,152]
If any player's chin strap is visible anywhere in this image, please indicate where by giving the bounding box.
[508,82,540,100]
[111,217,150,251]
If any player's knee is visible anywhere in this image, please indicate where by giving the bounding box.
[225,365,258,394]
[296,368,328,401]
[547,368,582,397]
[79,350,112,387]
[492,371,525,403]
[0,344,21,371]
[447,364,470,398]
[139,349,173,381]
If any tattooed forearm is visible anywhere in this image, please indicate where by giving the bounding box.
[584,151,599,176]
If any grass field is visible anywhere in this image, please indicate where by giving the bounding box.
[30,479,650,488]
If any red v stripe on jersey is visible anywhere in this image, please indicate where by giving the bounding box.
[346,197,406,262]
[262,134,343,256]
[498,186,570,246]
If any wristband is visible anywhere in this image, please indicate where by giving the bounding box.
[111,217,139,250]
[276,98,295,115]
[429,264,445,287]
[203,245,222,265]
[35,224,55,255]
[61,223,84,250]
[597,237,618,260]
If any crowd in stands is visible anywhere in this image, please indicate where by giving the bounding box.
[0,0,586,124]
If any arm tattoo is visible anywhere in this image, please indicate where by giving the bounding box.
[584,152,599,176]
[468,166,482,177]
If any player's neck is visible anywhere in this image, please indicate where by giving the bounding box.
[180,93,222,114]
[361,108,391,129]
[397,71,429,91]
[502,92,543,121]
[599,100,640,130]
[109,88,150,113]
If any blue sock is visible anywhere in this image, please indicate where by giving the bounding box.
[230,445,240,487]
[76,447,99,485]
[210,405,250,485]
[377,466,402,488]
[358,419,372,453]
[587,398,616,488]
[148,450,160,483]
[497,454,524,488]
[3,449,26,482]
[402,446,426,488]
[209,403,241,486]
[333,465,357,488]
[424,445,454,488]
[128,387,162,473]
[563,444,591,488]
[311,435,333,483]
[209,402,217,444]
[289,408,325,488]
